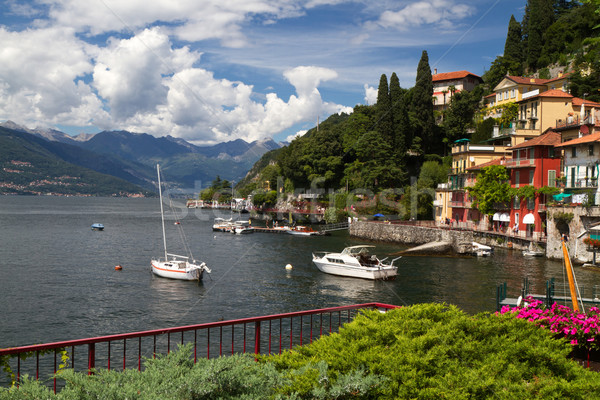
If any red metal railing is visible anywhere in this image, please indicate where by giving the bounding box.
[0,303,399,392]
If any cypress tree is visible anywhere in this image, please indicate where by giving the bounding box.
[411,50,435,154]
[524,0,555,71]
[389,72,408,163]
[504,15,523,74]
[376,74,394,148]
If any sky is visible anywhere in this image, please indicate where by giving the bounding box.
[0,0,527,145]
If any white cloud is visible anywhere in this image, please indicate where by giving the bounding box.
[285,129,307,143]
[0,26,98,127]
[372,0,474,31]
[363,84,378,105]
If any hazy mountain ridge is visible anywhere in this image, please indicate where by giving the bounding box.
[0,121,282,192]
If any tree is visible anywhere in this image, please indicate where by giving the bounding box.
[503,15,524,74]
[389,72,409,162]
[411,50,436,153]
[375,74,393,147]
[524,0,556,71]
[467,165,511,216]
[442,88,482,144]
[417,161,449,189]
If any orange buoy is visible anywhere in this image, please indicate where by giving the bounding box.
[115,265,123,271]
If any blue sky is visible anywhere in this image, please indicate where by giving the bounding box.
[0,0,526,145]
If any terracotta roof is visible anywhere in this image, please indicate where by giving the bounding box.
[432,70,482,82]
[466,157,508,171]
[555,132,600,148]
[516,89,573,103]
[505,75,550,85]
[511,131,562,149]
[572,97,600,107]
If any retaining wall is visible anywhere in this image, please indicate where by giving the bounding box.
[349,221,473,251]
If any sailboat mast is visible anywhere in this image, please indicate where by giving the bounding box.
[562,241,580,312]
[157,164,168,261]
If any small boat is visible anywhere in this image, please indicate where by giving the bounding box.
[523,244,544,257]
[231,221,254,234]
[287,226,321,236]
[312,245,401,280]
[472,242,492,257]
[212,218,233,232]
[523,249,544,257]
[151,165,211,281]
[91,223,104,231]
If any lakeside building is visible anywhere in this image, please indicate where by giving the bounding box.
[432,70,483,121]
[506,131,562,239]
[555,132,600,204]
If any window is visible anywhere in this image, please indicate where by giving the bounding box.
[529,170,534,185]
[527,197,535,210]
[515,171,520,188]
[572,147,577,158]
[589,145,594,156]
[548,170,556,187]
[549,147,555,158]
[513,196,520,209]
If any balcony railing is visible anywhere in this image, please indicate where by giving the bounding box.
[0,303,399,393]
[504,158,535,168]
[566,178,599,189]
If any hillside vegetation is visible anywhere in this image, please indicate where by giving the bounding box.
[237,0,600,220]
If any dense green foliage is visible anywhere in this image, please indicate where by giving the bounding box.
[6,304,600,399]
[467,165,511,216]
[267,304,600,399]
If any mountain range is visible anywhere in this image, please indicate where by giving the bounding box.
[0,121,282,195]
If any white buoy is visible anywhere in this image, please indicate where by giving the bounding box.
[285,264,293,270]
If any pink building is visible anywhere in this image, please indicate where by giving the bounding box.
[432,70,483,114]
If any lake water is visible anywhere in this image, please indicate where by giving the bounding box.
[1,195,599,348]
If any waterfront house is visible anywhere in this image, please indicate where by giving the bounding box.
[554,132,600,205]
[446,139,510,227]
[506,131,562,239]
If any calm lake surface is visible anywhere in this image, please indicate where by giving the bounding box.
[1,195,599,348]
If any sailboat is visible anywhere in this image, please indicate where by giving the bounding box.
[151,164,211,281]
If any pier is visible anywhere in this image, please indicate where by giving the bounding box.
[496,277,600,311]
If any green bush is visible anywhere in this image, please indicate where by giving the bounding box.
[266,304,600,399]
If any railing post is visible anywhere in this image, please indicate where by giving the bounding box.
[88,343,95,375]
[254,321,261,355]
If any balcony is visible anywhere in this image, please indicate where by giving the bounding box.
[566,178,599,189]
[505,158,535,168]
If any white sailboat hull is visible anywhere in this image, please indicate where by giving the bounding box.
[151,259,206,281]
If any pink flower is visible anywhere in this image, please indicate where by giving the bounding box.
[571,339,578,345]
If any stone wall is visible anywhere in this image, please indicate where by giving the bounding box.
[547,205,600,263]
[349,221,473,251]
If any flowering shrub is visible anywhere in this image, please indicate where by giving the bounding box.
[583,237,600,248]
[500,297,600,352]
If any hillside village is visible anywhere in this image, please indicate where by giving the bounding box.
[432,69,600,263]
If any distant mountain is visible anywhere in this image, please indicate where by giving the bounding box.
[0,126,152,196]
[0,122,282,190]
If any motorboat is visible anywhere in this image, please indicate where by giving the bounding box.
[232,220,254,234]
[212,217,233,232]
[287,225,322,236]
[472,242,492,257]
[91,223,104,231]
[151,165,211,281]
[312,245,401,280]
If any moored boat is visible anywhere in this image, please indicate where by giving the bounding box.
[312,245,400,280]
[287,225,322,236]
[91,223,104,231]
[472,242,492,257]
[151,165,211,281]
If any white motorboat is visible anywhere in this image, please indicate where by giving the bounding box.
[232,220,254,234]
[212,217,233,232]
[472,242,492,257]
[151,165,211,281]
[91,223,104,231]
[312,245,401,280]
[523,249,544,257]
